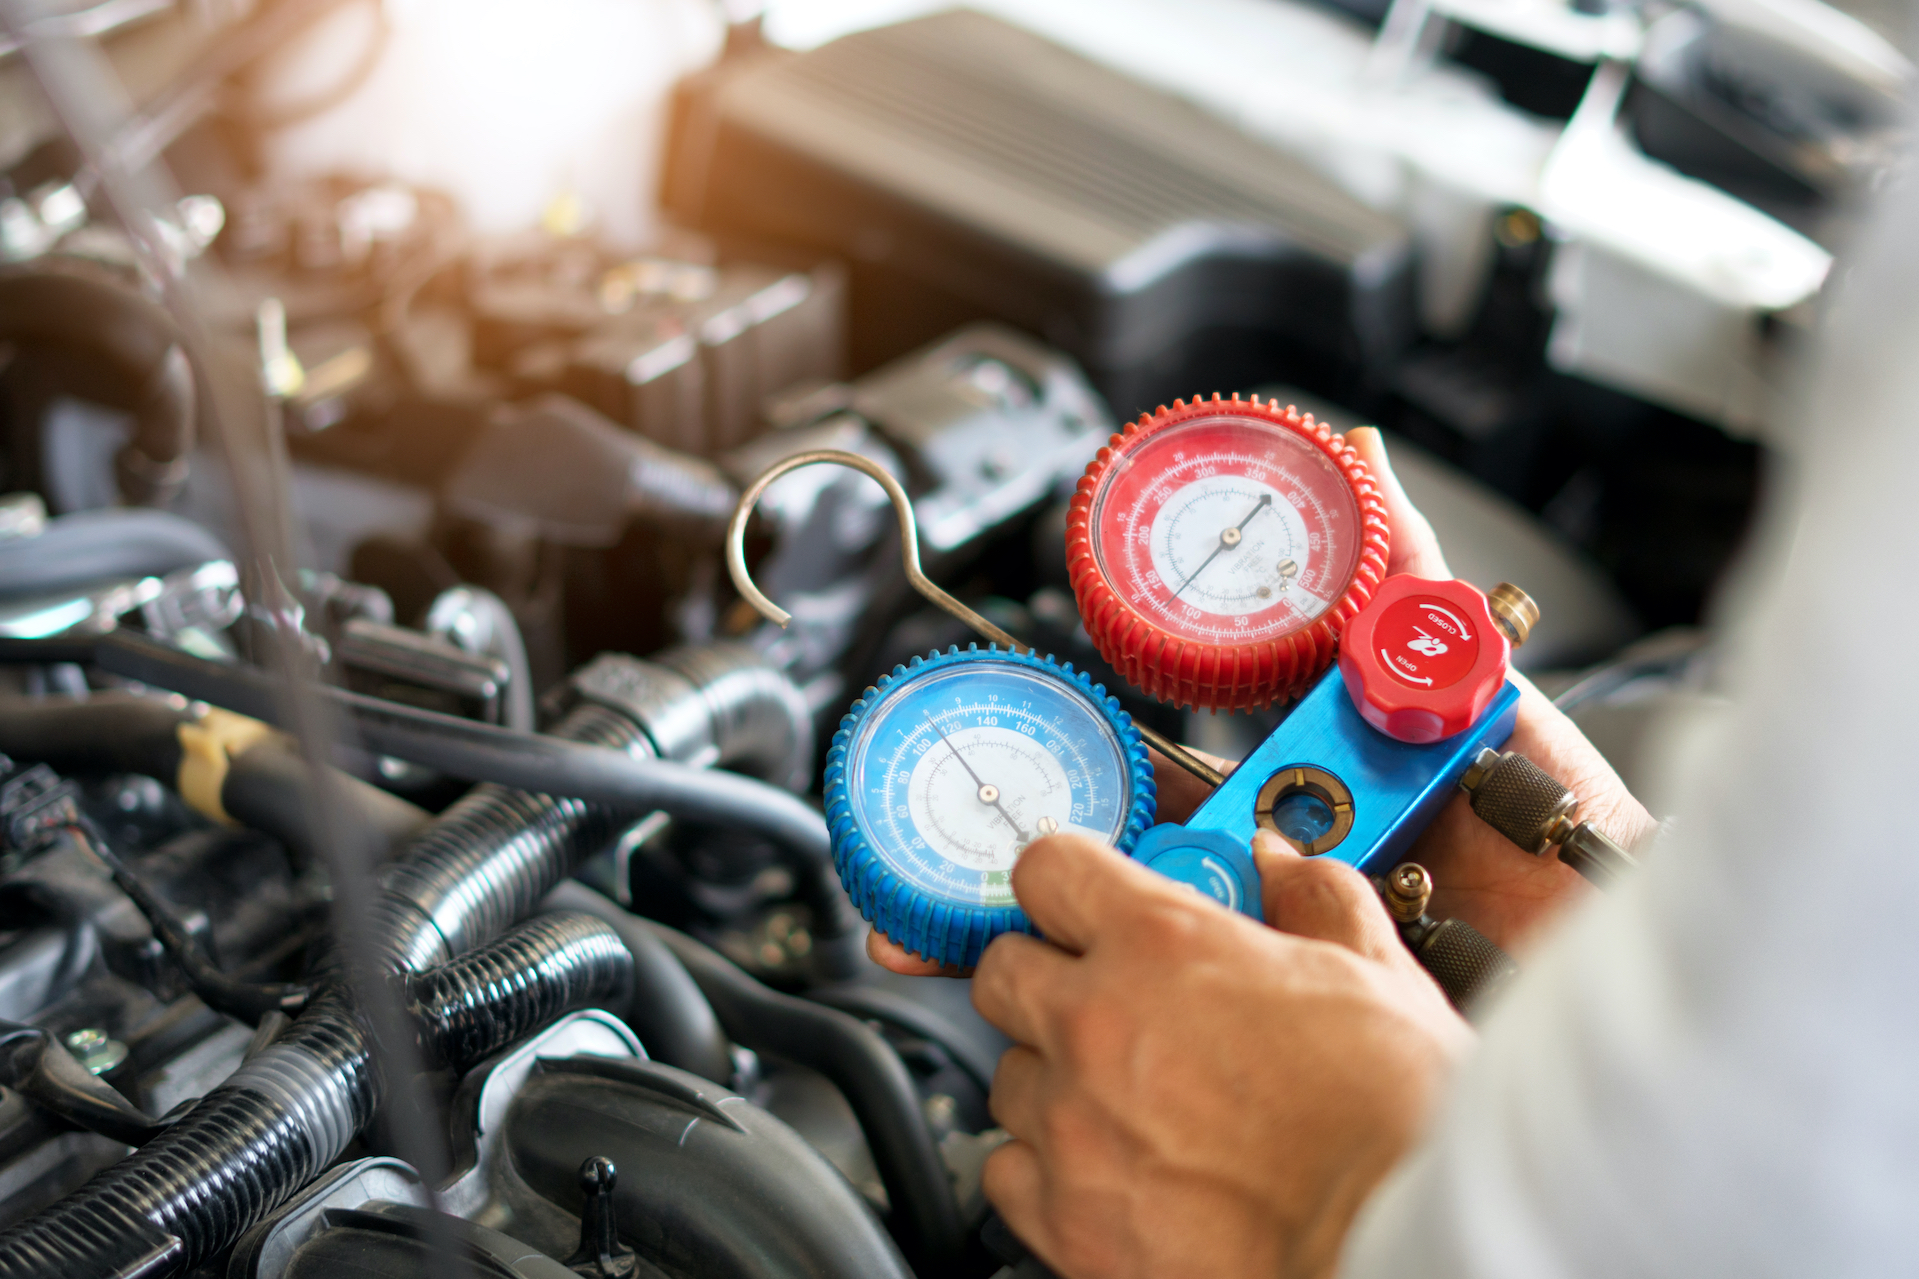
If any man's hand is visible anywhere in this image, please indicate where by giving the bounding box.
[974,830,1471,1279]
[1343,428,1657,952]
[862,737,1235,977]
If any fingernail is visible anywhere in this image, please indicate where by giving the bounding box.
[1252,830,1304,859]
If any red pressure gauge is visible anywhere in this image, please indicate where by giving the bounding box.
[1066,395,1390,710]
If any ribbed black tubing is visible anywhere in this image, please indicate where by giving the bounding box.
[0,702,655,1276]
[408,911,634,1073]
[0,992,373,1275]
[373,702,647,971]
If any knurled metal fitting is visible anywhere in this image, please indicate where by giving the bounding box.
[1462,750,1579,856]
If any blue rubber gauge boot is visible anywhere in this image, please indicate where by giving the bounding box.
[825,645,1156,968]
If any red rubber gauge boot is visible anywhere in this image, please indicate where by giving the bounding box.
[1066,395,1390,710]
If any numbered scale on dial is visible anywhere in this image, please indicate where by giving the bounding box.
[825,648,1156,968]
[1068,395,1390,710]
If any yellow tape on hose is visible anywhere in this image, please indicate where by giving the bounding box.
[176,708,276,826]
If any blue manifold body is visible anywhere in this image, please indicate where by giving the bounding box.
[1132,670,1521,916]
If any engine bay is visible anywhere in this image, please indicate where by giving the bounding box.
[0,0,1898,1274]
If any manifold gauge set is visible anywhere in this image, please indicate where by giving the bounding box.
[731,395,1539,968]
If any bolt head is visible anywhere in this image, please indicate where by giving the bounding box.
[64,1028,127,1075]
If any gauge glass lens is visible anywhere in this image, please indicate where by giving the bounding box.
[1091,414,1364,644]
[848,662,1131,910]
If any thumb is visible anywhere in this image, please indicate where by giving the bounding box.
[1345,427,1450,581]
[1253,831,1406,966]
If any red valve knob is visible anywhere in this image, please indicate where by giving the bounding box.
[1337,576,1510,743]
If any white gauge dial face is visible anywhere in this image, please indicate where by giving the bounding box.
[907,725,1081,871]
[1147,476,1329,621]
[850,664,1133,909]
[1089,415,1365,645]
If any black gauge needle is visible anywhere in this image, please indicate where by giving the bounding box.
[924,711,1027,842]
[1171,495,1271,601]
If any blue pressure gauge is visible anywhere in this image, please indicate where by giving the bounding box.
[825,646,1156,967]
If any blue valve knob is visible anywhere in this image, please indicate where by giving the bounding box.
[1131,824,1263,919]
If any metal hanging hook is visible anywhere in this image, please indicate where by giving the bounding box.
[726,450,1225,789]
[727,449,1024,649]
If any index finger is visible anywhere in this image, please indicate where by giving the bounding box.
[1009,832,1174,954]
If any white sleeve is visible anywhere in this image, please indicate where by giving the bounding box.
[1339,149,1919,1278]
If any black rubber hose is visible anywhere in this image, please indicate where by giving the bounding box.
[543,880,735,1085]
[0,692,187,777]
[0,694,430,863]
[406,910,633,1073]
[809,981,1002,1095]
[223,738,430,865]
[0,634,835,873]
[0,258,195,506]
[0,631,861,950]
[562,883,965,1265]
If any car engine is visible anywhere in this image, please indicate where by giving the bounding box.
[0,0,1898,1275]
